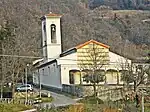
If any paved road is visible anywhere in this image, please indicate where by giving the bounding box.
[34,89,79,108]
[42,90,76,107]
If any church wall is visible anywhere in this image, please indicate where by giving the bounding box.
[109,51,131,68]
[61,65,70,85]
[38,62,62,89]
[56,51,79,85]
[60,64,79,85]
[58,52,77,65]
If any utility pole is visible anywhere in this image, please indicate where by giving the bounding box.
[38,69,41,98]
[141,91,144,112]
[0,41,3,100]
[25,64,29,104]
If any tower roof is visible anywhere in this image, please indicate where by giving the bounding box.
[41,13,62,20]
[45,13,62,17]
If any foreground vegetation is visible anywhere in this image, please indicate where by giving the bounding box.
[1,94,150,112]
[0,0,149,102]
[38,96,150,112]
[0,103,32,112]
[0,92,53,112]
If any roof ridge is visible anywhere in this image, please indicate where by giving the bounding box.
[75,39,110,49]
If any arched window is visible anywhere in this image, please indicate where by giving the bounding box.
[51,24,56,43]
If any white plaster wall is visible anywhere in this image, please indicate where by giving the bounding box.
[60,65,70,85]
[109,51,131,69]
[109,51,131,63]
[39,62,62,89]
[57,52,77,65]
[60,64,79,85]
[47,45,61,59]
[57,52,79,85]
[58,51,132,85]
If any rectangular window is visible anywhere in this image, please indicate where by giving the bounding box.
[48,66,50,75]
[42,69,44,76]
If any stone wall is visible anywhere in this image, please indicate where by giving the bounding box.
[62,84,124,101]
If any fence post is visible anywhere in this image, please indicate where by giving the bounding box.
[141,92,144,112]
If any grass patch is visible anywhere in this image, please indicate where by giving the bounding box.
[0,103,32,112]
[15,92,53,103]
[41,97,53,102]
[78,96,104,104]
[34,97,53,103]
[39,106,69,112]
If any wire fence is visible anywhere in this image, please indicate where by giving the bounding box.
[0,98,34,105]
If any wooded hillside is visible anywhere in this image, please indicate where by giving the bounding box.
[89,0,150,10]
[0,0,150,59]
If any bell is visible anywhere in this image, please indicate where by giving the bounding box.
[52,26,55,31]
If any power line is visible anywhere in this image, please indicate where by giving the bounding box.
[0,54,42,59]
[0,54,78,61]
[0,54,149,65]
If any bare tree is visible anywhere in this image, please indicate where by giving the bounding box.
[0,21,13,99]
[120,59,150,107]
[0,20,34,98]
[78,41,109,97]
[121,62,149,91]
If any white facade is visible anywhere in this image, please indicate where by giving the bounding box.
[33,50,131,89]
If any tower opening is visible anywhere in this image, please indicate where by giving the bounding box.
[51,24,56,43]
[43,22,46,39]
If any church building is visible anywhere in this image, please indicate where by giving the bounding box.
[33,13,131,90]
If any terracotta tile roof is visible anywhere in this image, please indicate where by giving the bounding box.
[45,13,62,17]
[75,40,110,49]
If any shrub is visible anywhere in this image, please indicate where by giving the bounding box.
[66,103,85,112]
[103,108,121,112]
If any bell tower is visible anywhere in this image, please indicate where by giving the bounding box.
[41,13,62,60]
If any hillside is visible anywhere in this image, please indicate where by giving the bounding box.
[0,0,150,60]
[89,0,150,10]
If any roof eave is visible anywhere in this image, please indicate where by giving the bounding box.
[76,40,110,49]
